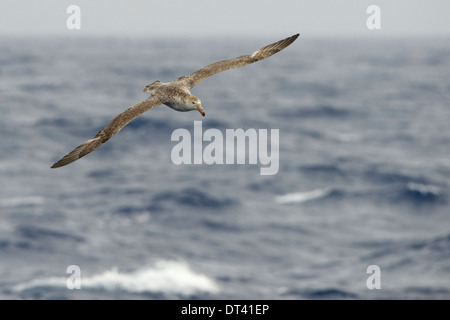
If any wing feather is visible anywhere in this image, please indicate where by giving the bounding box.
[51,96,161,168]
[179,33,299,89]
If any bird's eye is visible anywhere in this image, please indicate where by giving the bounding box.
[192,101,196,104]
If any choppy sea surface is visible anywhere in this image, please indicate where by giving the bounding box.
[0,35,449,300]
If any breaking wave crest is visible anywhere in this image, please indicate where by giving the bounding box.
[275,188,332,204]
[12,260,219,296]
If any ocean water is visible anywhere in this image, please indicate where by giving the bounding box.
[0,35,449,300]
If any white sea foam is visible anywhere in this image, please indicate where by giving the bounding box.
[406,182,441,196]
[12,260,219,296]
[275,188,332,204]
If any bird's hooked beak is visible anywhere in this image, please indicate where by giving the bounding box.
[196,104,205,117]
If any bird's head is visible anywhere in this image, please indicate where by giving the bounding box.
[188,96,205,117]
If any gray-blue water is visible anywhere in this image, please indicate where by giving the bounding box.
[0,35,449,299]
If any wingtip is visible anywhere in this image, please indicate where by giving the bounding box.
[50,161,64,169]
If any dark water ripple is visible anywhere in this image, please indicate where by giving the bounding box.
[152,188,237,209]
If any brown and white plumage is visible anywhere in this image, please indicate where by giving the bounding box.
[177,33,299,89]
[51,33,299,168]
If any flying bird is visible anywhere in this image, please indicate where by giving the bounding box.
[51,33,299,168]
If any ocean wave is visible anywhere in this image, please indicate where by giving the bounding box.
[396,182,445,204]
[153,188,236,208]
[87,169,115,179]
[275,188,332,204]
[0,196,45,208]
[358,164,442,189]
[274,104,352,119]
[17,225,85,243]
[364,232,450,262]
[274,181,445,206]
[408,233,450,254]
[279,287,358,299]
[327,132,360,143]
[299,164,346,176]
[406,182,442,197]
[35,118,72,128]
[12,260,219,296]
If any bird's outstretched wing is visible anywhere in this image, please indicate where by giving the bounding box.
[51,96,162,168]
[177,33,299,89]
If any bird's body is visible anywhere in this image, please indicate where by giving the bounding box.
[146,81,200,113]
[51,33,299,168]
